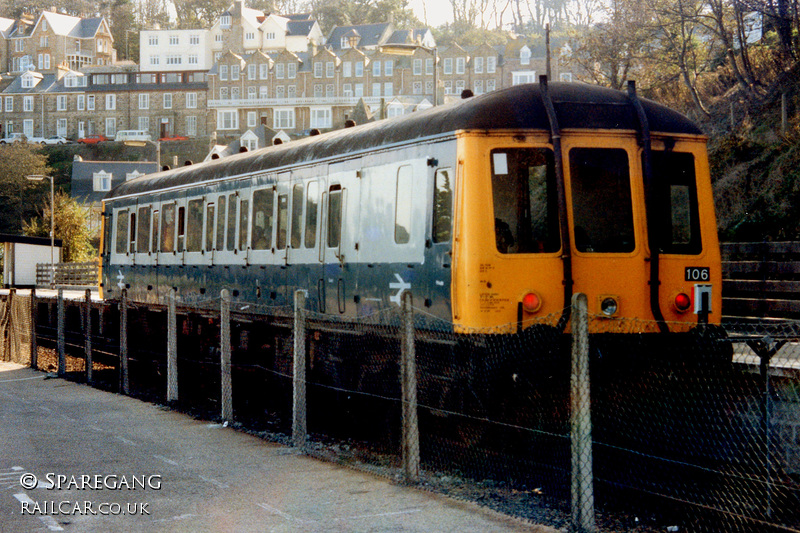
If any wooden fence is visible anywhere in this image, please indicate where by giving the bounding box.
[721,241,800,320]
[36,260,99,289]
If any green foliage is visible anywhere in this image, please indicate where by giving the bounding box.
[0,144,51,235]
[22,190,96,263]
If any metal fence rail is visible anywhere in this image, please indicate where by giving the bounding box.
[4,289,800,533]
[35,261,99,289]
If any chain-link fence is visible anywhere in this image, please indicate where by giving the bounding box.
[7,288,800,532]
[0,290,32,365]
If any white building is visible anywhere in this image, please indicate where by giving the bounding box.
[139,29,212,71]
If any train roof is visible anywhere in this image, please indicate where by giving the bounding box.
[106,82,703,200]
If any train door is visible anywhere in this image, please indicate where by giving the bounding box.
[321,160,360,315]
[273,173,291,301]
[562,140,650,320]
[287,169,323,307]
[426,161,456,316]
[250,175,278,303]
[213,188,247,268]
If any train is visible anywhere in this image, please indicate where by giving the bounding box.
[100,78,722,337]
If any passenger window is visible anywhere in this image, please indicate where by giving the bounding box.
[177,206,186,251]
[252,188,274,250]
[395,166,412,244]
[327,185,342,249]
[238,199,249,251]
[491,148,559,254]
[205,203,215,251]
[137,206,151,253]
[305,181,319,248]
[569,148,634,253]
[432,169,452,243]
[160,203,176,253]
[226,193,236,251]
[276,194,288,250]
[115,209,129,254]
[186,199,203,252]
[151,209,159,252]
[649,151,701,254]
[290,183,304,248]
[129,212,137,252]
[216,195,226,251]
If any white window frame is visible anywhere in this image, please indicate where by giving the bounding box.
[186,92,197,108]
[105,94,116,110]
[163,93,172,109]
[139,93,149,110]
[93,171,112,192]
[273,108,295,129]
[217,109,238,130]
[310,107,331,129]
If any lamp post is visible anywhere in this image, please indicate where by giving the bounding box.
[379,43,438,106]
[26,174,55,288]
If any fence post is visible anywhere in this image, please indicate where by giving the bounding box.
[570,292,595,533]
[29,288,37,369]
[119,289,129,394]
[220,289,233,422]
[57,288,66,377]
[401,291,420,483]
[293,290,307,450]
[167,289,178,403]
[85,289,92,384]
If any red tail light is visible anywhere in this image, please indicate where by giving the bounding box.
[522,292,542,313]
[674,293,691,312]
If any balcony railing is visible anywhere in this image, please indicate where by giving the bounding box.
[208,96,395,108]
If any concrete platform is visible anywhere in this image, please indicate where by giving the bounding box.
[0,362,557,532]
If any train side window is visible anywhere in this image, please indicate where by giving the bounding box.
[115,209,129,255]
[491,148,559,253]
[129,211,137,252]
[177,206,186,251]
[395,165,412,244]
[160,203,176,253]
[432,169,452,243]
[569,148,634,253]
[238,199,249,251]
[276,194,288,250]
[251,188,274,250]
[649,151,701,254]
[186,199,203,252]
[205,203,215,251]
[305,181,319,248]
[327,185,342,249]
[216,195,226,251]
[226,193,236,251]
[137,206,151,253]
[151,209,159,252]
[290,183,304,248]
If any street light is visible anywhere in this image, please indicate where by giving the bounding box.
[26,174,55,288]
[379,43,439,106]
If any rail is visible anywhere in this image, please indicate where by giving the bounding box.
[36,261,99,289]
[721,241,800,320]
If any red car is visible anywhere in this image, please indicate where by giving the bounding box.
[77,134,109,144]
[158,135,188,141]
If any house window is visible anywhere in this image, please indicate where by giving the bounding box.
[246,32,254,41]
[265,32,275,40]
[276,63,284,79]
[259,86,268,98]
[186,92,197,108]
[248,86,257,99]
[520,46,531,65]
[169,35,179,45]
[248,111,257,127]
[138,116,149,131]
[25,96,35,112]
[220,65,228,80]
[326,61,334,78]
[372,83,380,97]
[385,60,393,76]
[314,84,323,98]
[231,65,239,80]
[106,94,116,110]
[139,93,149,109]
[56,95,67,111]
[456,57,465,74]
[217,110,238,129]
[373,60,381,77]
[87,95,95,110]
[354,83,363,97]
[275,86,285,98]
[259,64,268,79]
[220,15,231,28]
[287,63,296,79]
[487,79,496,92]
[93,171,112,192]
[188,54,198,65]
[287,85,296,98]
[413,59,421,75]
[342,84,352,97]
[355,62,363,76]
[77,95,85,110]
[149,55,160,66]
[512,71,536,85]
[474,79,484,94]
[343,61,351,77]
[23,119,33,136]
[149,35,158,46]
[186,115,197,136]
[4,97,12,112]
[21,76,33,89]
[105,117,116,137]
[413,81,422,94]
[384,82,393,96]
[326,84,334,97]
[163,93,172,109]
[474,56,484,73]
[487,56,497,73]
[220,87,229,100]
[426,58,433,75]
[215,34,223,43]
[248,64,256,80]
[314,62,323,78]
[190,34,200,45]
[166,55,182,65]
[273,108,295,129]
[57,119,67,136]
[560,72,573,82]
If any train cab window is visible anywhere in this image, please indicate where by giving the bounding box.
[177,206,186,251]
[290,184,304,248]
[226,193,236,251]
[649,151,701,254]
[216,195,226,251]
[205,203,215,251]
[569,148,635,253]
[305,181,319,248]
[395,166,412,244]
[160,203,176,253]
[432,169,453,243]
[276,194,289,250]
[137,206,151,253]
[327,185,342,249]
[186,199,203,252]
[238,199,249,251]
[115,209,129,254]
[252,189,274,250]
[491,148,559,254]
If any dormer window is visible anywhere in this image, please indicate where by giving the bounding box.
[520,46,531,65]
[341,36,350,49]
[220,15,231,28]
[21,73,35,88]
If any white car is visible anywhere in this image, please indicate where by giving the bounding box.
[43,135,70,145]
[0,133,46,144]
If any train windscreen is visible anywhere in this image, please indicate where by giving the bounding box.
[648,151,702,255]
[490,148,559,254]
[569,148,635,253]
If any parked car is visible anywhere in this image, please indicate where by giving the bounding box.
[77,134,109,144]
[158,135,188,141]
[115,130,152,142]
[0,132,44,144]
[43,135,70,145]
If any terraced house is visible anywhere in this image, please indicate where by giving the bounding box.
[0,2,572,144]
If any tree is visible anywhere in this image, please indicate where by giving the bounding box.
[0,143,51,236]
[309,0,419,33]
[23,190,97,263]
